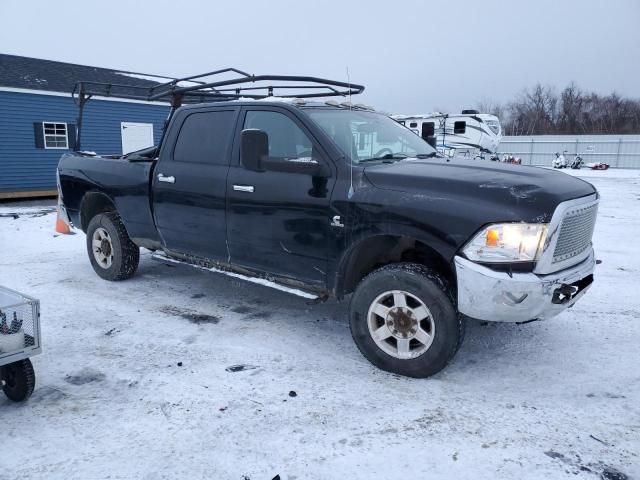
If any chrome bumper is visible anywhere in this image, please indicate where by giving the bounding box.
[454,249,595,322]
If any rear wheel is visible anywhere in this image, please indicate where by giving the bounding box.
[349,263,464,378]
[86,212,139,281]
[1,359,35,402]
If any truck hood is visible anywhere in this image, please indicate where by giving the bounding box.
[363,158,596,221]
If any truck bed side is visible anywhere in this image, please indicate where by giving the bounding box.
[57,153,160,246]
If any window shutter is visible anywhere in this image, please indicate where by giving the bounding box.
[67,123,77,150]
[33,122,45,148]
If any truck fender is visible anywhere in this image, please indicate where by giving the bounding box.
[333,231,454,298]
[79,191,117,232]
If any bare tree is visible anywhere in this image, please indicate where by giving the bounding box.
[476,99,505,120]
[557,82,584,134]
[489,82,640,135]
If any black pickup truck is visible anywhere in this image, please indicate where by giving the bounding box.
[57,75,598,377]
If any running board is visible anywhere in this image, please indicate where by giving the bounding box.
[151,252,319,300]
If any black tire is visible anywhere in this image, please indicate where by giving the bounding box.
[349,263,465,378]
[2,359,35,402]
[86,212,139,281]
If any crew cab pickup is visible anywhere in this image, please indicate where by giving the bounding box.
[57,99,598,377]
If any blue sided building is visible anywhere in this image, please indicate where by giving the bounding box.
[0,54,170,199]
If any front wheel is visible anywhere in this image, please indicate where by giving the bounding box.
[349,263,465,378]
[86,212,140,281]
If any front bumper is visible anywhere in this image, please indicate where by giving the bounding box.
[454,249,595,322]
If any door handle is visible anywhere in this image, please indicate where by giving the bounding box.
[157,174,175,184]
[233,185,254,193]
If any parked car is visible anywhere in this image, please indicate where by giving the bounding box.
[57,75,599,378]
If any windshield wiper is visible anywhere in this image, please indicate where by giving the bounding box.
[359,153,410,163]
[358,152,442,164]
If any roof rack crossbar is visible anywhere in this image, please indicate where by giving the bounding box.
[71,81,235,105]
[167,67,251,84]
[214,85,340,92]
[146,68,252,98]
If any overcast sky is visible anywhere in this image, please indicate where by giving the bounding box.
[1,0,638,113]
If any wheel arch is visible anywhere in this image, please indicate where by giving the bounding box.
[334,234,454,299]
[79,191,117,232]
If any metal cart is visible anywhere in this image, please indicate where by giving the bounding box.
[0,286,41,402]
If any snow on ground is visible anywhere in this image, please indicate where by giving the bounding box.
[553,167,640,179]
[0,170,639,480]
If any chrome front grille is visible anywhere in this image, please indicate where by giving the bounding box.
[552,202,598,264]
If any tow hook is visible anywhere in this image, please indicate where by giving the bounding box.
[552,284,579,305]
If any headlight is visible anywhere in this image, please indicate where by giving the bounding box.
[463,223,548,263]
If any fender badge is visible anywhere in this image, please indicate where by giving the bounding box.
[330,215,344,228]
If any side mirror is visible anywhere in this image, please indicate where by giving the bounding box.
[241,129,268,172]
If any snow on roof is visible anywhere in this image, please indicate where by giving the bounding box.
[0,54,165,94]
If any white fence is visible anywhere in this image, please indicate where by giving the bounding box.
[498,135,640,169]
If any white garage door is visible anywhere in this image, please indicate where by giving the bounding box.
[121,122,154,154]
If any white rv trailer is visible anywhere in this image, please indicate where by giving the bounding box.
[392,110,502,158]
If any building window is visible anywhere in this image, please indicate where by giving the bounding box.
[43,122,68,149]
[453,121,466,134]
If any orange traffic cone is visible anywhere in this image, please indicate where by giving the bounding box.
[55,208,71,234]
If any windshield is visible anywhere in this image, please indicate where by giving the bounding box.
[306,109,437,164]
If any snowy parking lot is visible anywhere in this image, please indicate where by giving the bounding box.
[1,169,639,480]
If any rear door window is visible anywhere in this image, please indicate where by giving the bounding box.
[173,110,235,164]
